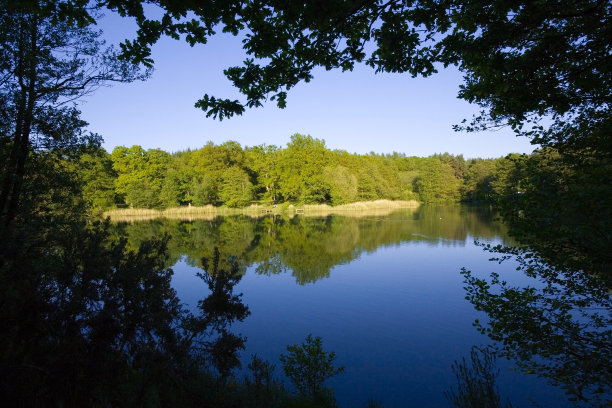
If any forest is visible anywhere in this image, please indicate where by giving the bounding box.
[77,134,543,211]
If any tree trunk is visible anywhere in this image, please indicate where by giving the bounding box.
[0,15,37,227]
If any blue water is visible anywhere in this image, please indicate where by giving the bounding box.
[171,233,571,407]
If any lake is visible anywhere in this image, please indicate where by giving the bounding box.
[114,205,572,407]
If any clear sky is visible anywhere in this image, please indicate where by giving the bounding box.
[79,13,537,159]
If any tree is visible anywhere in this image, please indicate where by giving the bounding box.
[242,355,286,408]
[461,159,496,202]
[190,248,251,378]
[277,134,330,203]
[90,0,606,267]
[493,149,612,275]
[323,165,358,205]
[175,0,610,146]
[0,1,144,226]
[112,145,170,208]
[280,334,344,398]
[192,174,218,206]
[246,144,282,203]
[488,154,525,199]
[76,147,117,212]
[435,153,468,180]
[91,1,610,250]
[414,158,461,203]
[219,166,253,208]
[160,165,198,207]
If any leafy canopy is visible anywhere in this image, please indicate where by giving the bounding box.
[30,1,609,142]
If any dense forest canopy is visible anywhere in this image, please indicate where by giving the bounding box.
[77,134,539,210]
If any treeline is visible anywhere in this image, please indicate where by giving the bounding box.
[76,133,538,211]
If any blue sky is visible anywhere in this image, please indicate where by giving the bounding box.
[80,14,537,159]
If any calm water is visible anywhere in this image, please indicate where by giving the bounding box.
[116,205,571,407]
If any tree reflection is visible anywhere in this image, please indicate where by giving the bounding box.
[187,248,250,379]
[462,245,612,407]
[1,207,250,406]
[445,347,513,408]
[115,205,509,285]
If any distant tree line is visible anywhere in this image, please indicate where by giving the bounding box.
[76,133,549,211]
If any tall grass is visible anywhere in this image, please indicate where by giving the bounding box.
[103,200,419,221]
[301,200,418,213]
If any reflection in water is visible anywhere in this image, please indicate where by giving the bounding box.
[0,212,250,407]
[462,245,612,407]
[114,205,509,285]
[445,347,513,408]
[110,205,611,407]
[115,205,571,407]
[190,248,251,378]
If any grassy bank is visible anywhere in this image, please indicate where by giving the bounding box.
[103,200,419,221]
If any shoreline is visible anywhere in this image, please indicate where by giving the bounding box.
[103,200,420,221]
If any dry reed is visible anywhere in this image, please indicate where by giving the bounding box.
[103,200,419,221]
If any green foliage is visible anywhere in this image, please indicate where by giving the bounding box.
[280,334,344,398]
[5,4,609,408]
[219,166,254,208]
[160,164,198,207]
[323,165,358,205]
[191,249,251,378]
[2,155,180,404]
[415,158,461,203]
[97,137,491,209]
[240,355,287,408]
[492,149,612,275]
[0,141,254,406]
[235,352,354,408]
[112,145,170,209]
[0,181,252,407]
[277,134,330,203]
[64,1,608,285]
[458,147,611,407]
[488,154,526,200]
[246,144,282,203]
[192,174,218,206]
[434,153,468,180]
[114,205,508,285]
[461,159,496,202]
[97,0,604,143]
[76,147,118,212]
